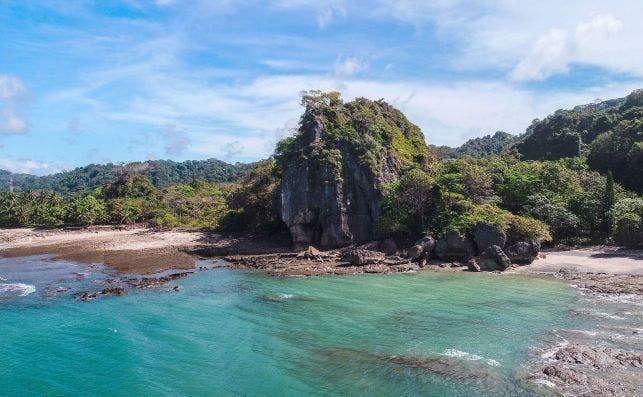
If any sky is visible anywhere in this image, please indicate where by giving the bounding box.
[1,0,642,175]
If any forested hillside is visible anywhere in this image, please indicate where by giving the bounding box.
[432,131,520,158]
[515,89,642,193]
[0,159,254,194]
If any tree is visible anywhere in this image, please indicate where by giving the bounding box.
[66,195,107,226]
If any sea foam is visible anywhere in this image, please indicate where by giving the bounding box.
[0,283,36,297]
[442,349,500,366]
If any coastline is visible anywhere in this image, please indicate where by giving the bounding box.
[1,227,642,395]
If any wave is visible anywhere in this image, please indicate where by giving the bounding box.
[0,283,36,297]
[442,349,500,367]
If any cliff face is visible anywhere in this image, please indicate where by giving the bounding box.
[277,92,430,248]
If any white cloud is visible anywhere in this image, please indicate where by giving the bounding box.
[333,57,365,77]
[274,0,346,28]
[0,108,27,134]
[0,74,29,135]
[512,14,623,81]
[0,74,28,101]
[0,158,55,175]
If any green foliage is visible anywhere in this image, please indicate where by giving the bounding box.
[432,131,520,159]
[609,197,643,248]
[1,159,254,195]
[515,90,642,193]
[221,160,287,236]
[66,195,107,226]
[276,92,432,181]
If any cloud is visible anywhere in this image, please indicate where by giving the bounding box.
[0,75,28,101]
[512,14,623,81]
[274,0,346,28]
[333,56,365,77]
[0,74,29,135]
[162,124,192,155]
[0,158,56,175]
[0,108,27,135]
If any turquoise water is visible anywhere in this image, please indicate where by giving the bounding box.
[0,256,598,396]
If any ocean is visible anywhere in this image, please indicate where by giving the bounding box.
[0,255,638,396]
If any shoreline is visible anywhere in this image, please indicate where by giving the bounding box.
[1,227,642,396]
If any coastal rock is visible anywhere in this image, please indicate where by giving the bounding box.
[467,259,481,272]
[279,95,429,248]
[505,241,540,264]
[435,231,475,262]
[406,244,424,261]
[380,238,398,255]
[478,245,512,271]
[473,222,506,252]
[341,249,385,266]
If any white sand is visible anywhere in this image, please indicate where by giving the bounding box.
[513,247,643,275]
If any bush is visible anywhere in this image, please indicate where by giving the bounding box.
[609,197,643,247]
[66,195,107,226]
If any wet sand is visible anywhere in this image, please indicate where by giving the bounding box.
[0,227,213,274]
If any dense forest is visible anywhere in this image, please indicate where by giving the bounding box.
[0,159,253,195]
[0,91,641,249]
[431,131,520,159]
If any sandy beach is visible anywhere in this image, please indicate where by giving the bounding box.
[0,227,213,274]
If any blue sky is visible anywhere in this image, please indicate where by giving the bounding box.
[1,0,642,175]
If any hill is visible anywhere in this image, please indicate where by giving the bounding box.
[0,159,254,194]
[515,89,642,193]
[432,131,520,158]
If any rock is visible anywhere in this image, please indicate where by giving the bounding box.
[435,231,475,262]
[478,245,512,271]
[279,97,424,247]
[415,236,436,254]
[101,287,127,296]
[341,249,385,266]
[357,241,381,251]
[406,244,424,260]
[505,240,540,264]
[467,259,481,272]
[379,238,398,255]
[473,222,506,253]
[296,246,323,259]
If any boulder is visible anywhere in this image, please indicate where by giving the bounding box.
[435,231,475,262]
[406,244,424,260]
[379,238,398,255]
[478,245,511,271]
[467,259,481,272]
[415,236,436,255]
[342,249,385,266]
[505,240,540,264]
[473,222,506,253]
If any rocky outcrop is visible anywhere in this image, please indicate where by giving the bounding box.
[473,222,506,252]
[478,245,511,271]
[505,241,540,264]
[342,249,385,266]
[278,94,429,248]
[435,231,475,262]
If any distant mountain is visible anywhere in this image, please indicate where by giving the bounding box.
[515,89,642,193]
[431,131,520,158]
[0,159,254,194]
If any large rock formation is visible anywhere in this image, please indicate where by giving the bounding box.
[278,92,431,248]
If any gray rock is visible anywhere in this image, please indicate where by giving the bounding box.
[435,231,476,262]
[342,249,385,266]
[406,244,424,260]
[379,238,398,255]
[280,104,406,248]
[505,240,540,264]
[467,259,481,272]
[473,222,506,253]
[415,236,436,255]
[478,245,512,271]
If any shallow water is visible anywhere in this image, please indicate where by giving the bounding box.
[0,256,636,396]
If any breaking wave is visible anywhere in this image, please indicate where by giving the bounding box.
[0,283,36,298]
